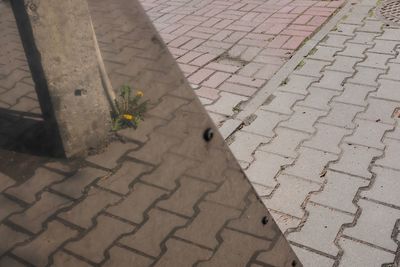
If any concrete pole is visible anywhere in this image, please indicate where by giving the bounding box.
[11,0,111,158]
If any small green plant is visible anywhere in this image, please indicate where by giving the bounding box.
[111,85,148,131]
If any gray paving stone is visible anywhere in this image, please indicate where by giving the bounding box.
[320,102,364,129]
[206,92,248,116]
[368,39,398,55]
[338,237,395,267]
[377,28,400,41]
[357,19,384,33]
[375,138,400,170]
[245,151,293,188]
[280,106,327,134]
[288,202,353,256]
[314,70,351,91]
[262,174,319,218]
[334,83,375,107]
[344,119,392,150]
[321,34,351,48]
[310,170,368,214]
[260,91,304,115]
[103,246,153,267]
[0,194,22,221]
[0,224,29,255]
[229,131,270,163]
[344,199,400,251]
[259,127,310,158]
[337,42,371,58]
[277,74,318,95]
[325,55,361,73]
[309,45,341,62]
[330,144,381,178]
[348,31,379,45]
[386,126,400,140]
[298,86,340,111]
[291,245,335,267]
[347,66,383,87]
[243,110,289,138]
[372,79,400,102]
[284,147,337,183]
[381,62,400,81]
[362,166,400,207]
[357,52,392,70]
[294,59,331,78]
[303,123,352,154]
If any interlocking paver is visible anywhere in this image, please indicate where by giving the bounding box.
[0,194,22,221]
[66,215,134,263]
[375,138,400,170]
[292,245,335,267]
[0,224,29,255]
[278,74,318,95]
[260,91,304,115]
[0,172,14,192]
[243,109,289,137]
[52,251,92,267]
[106,182,167,224]
[12,221,77,267]
[319,102,364,129]
[338,237,395,267]
[334,83,376,107]
[325,55,361,73]
[280,106,327,134]
[373,79,400,102]
[245,151,293,188]
[86,142,139,169]
[347,66,384,87]
[298,86,340,111]
[310,170,368,213]
[314,70,350,91]
[343,199,400,251]
[288,202,353,256]
[228,131,270,163]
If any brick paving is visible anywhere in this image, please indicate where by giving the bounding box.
[0,0,300,266]
[227,0,400,265]
[139,0,345,127]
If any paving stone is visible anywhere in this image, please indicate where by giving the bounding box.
[0,194,22,221]
[253,64,282,80]
[358,19,384,33]
[320,34,351,48]
[86,142,139,169]
[325,55,361,73]
[141,153,197,190]
[175,201,240,249]
[206,92,248,116]
[10,192,72,234]
[311,170,368,213]
[377,28,400,41]
[291,245,335,267]
[309,45,341,62]
[372,79,400,102]
[288,202,353,256]
[357,52,392,70]
[6,168,65,204]
[338,237,395,267]
[148,95,190,120]
[344,199,400,251]
[344,119,392,150]
[334,83,376,107]
[284,147,337,183]
[303,123,352,154]
[219,82,257,96]
[269,210,301,233]
[0,172,15,192]
[59,187,120,229]
[375,138,400,170]
[0,224,29,255]
[243,109,289,137]
[0,256,26,267]
[260,91,304,115]
[245,151,293,188]
[368,39,398,55]
[97,161,152,195]
[337,42,371,58]
[280,106,327,134]
[320,102,364,129]
[299,86,340,111]
[13,221,77,267]
[381,62,400,81]
[347,66,384,87]
[157,176,216,217]
[294,59,330,78]
[120,209,186,257]
[197,229,271,267]
[52,251,92,267]
[205,168,251,209]
[153,239,212,267]
[277,74,318,95]
[259,127,310,158]
[362,166,400,207]
[51,167,108,200]
[386,126,400,140]
[314,70,351,91]
[107,182,167,224]
[263,174,320,218]
[229,131,270,163]
[349,31,379,45]
[330,144,381,178]
[333,23,358,36]
[117,116,167,143]
[103,246,153,267]
[128,132,181,165]
[66,215,134,263]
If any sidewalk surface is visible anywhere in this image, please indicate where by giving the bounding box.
[1,0,400,266]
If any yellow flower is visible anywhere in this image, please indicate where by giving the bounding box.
[123,114,134,120]
[136,91,144,97]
